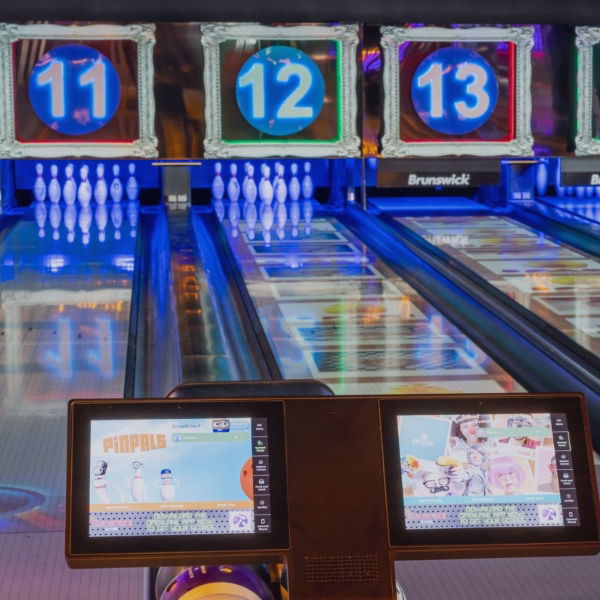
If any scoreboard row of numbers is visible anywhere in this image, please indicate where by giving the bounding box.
[0,23,599,158]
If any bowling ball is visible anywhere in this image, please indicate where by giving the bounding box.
[158,565,275,600]
[240,457,254,501]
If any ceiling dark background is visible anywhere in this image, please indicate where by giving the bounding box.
[0,0,598,24]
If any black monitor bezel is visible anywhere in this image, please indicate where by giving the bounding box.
[380,393,600,547]
[67,398,290,557]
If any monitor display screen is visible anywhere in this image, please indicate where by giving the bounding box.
[89,416,271,538]
[381,394,599,548]
[67,399,288,559]
[397,412,576,530]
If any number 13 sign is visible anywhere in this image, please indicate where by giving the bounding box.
[381,26,534,157]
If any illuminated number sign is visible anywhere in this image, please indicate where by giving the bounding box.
[411,47,498,135]
[380,26,534,157]
[575,27,600,155]
[29,44,121,136]
[235,46,325,136]
[0,24,157,158]
[201,23,360,158]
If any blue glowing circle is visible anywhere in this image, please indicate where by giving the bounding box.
[235,45,325,136]
[28,44,121,136]
[411,47,498,135]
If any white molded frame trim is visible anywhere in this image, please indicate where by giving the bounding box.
[0,23,158,158]
[575,27,600,156]
[380,26,534,157]
[201,22,361,158]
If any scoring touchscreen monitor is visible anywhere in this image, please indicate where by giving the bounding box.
[398,412,575,530]
[381,394,600,555]
[67,399,288,567]
[89,416,271,538]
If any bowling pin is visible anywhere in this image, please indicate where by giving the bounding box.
[64,204,76,243]
[586,185,595,198]
[228,196,240,238]
[127,200,138,238]
[275,163,287,203]
[158,468,178,501]
[553,163,564,197]
[595,186,600,198]
[576,186,585,199]
[110,164,123,203]
[227,163,240,201]
[259,165,274,205]
[126,162,139,201]
[244,164,258,203]
[211,161,225,200]
[49,203,61,240]
[94,163,108,205]
[77,165,92,207]
[34,163,46,202]
[303,198,313,236]
[35,200,47,238]
[290,199,300,238]
[95,203,108,242]
[93,461,113,504]
[130,460,147,502]
[78,204,92,245]
[302,161,314,199]
[48,164,61,204]
[63,163,76,205]
[535,159,548,196]
[244,200,257,241]
[111,202,123,240]
[289,163,301,201]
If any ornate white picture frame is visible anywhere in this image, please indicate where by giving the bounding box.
[575,27,600,156]
[201,23,361,158]
[0,23,157,158]
[380,26,534,158]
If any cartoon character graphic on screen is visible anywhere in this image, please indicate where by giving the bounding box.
[499,413,541,449]
[156,468,180,501]
[488,457,525,495]
[449,414,491,460]
[401,455,420,494]
[414,459,466,497]
[92,460,124,504]
[463,444,491,496]
[212,419,231,433]
[126,459,148,502]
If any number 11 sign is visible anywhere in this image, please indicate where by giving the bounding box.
[381,26,534,157]
[0,23,157,158]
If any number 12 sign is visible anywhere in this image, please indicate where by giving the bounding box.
[201,23,360,158]
[381,26,534,157]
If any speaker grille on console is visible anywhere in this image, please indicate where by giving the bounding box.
[304,554,380,584]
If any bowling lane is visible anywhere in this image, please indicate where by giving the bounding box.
[542,197,600,226]
[0,203,142,596]
[218,206,523,395]
[397,214,600,355]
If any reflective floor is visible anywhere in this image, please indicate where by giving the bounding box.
[0,202,143,596]
[219,205,523,395]
[399,214,600,355]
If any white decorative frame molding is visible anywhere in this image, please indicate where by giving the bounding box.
[575,27,600,156]
[201,23,361,158]
[0,23,157,158]
[380,26,534,158]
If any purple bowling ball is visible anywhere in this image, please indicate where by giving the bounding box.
[158,565,274,600]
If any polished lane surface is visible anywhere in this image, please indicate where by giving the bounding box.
[0,202,142,597]
[398,215,600,356]
[219,204,523,395]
